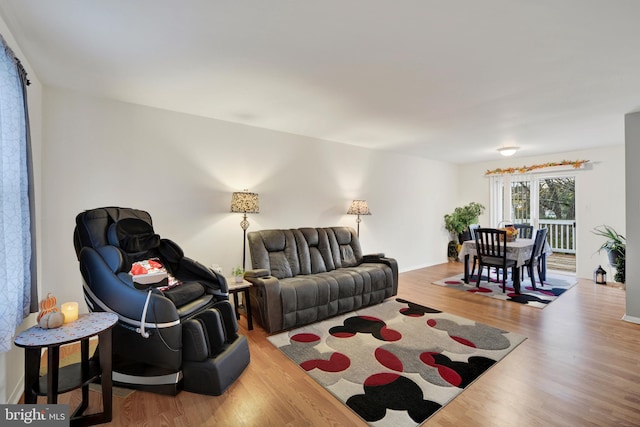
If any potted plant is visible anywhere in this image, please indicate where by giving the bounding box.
[231,266,245,283]
[592,224,625,283]
[444,202,485,244]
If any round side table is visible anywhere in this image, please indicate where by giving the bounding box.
[14,312,118,426]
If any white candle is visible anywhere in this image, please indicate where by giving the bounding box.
[61,302,79,323]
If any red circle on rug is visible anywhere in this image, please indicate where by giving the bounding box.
[380,326,402,341]
[468,287,492,293]
[291,333,320,343]
[419,352,462,386]
[400,308,422,317]
[451,335,476,348]
[364,372,400,387]
[375,347,403,372]
[300,352,350,372]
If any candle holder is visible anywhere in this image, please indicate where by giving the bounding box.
[61,302,79,323]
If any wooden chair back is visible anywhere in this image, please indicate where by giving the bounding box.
[474,228,508,261]
[514,224,534,239]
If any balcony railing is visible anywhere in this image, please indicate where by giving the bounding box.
[533,219,576,254]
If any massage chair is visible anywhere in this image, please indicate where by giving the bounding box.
[73,207,250,395]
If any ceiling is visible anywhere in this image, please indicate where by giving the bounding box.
[1,0,639,164]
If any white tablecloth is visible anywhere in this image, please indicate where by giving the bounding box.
[459,238,551,267]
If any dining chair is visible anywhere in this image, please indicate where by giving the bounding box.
[474,228,518,292]
[468,224,480,278]
[514,223,534,239]
[521,228,549,289]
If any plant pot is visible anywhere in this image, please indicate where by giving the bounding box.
[608,248,624,267]
[235,276,243,283]
[447,241,458,260]
[458,231,472,243]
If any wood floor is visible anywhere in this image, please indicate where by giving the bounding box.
[33,263,640,426]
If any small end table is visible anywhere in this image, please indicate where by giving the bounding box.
[227,278,253,331]
[14,312,118,427]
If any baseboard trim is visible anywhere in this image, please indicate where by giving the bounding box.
[621,314,640,324]
[8,375,24,404]
[399,263,434,273]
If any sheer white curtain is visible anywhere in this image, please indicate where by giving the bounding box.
[0,35,36,352]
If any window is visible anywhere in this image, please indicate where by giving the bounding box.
[0,35,36,352]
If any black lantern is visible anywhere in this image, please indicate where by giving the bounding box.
[594,265,607,284]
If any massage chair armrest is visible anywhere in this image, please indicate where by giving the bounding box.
[80,246,180,323]
[159,238,229,295]
[181,257,229,294]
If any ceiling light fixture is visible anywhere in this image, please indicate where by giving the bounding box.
[498,146,519,157]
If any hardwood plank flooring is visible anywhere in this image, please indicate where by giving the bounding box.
[29,263,640,426]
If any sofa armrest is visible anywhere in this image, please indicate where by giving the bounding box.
[244,268,270,279]
[360,255,399,296]
[362,253,385,261]
[244,273,283,333]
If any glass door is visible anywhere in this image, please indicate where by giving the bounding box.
[537,176,576,255]
[491,173,576,273]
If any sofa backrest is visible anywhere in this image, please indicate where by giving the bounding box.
[247,226,362,279]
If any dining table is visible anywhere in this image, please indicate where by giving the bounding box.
[458,238,551,293]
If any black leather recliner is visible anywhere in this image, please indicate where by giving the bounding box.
[73,207,250,395]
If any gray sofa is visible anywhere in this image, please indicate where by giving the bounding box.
[244,226,398,333]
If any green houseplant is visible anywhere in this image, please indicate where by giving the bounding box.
[231,266,245,283]
[444,202,485,243]
[592,224,625,283]
[444,202,485,259]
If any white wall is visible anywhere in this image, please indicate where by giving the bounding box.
[625,112,640,321]
[456,146,626,281]
[0,16,43,404]
[41,87,457,310]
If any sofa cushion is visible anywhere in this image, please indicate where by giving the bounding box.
[278,266,391,330]
[340,263,394,302]
[280,275,339,329]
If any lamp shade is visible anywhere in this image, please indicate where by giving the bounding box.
[347,200,371,216]
[498,146,519,157]
[230,190,260,214]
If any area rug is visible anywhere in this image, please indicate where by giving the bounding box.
[432,270,577,308]
[268,298,526,426]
